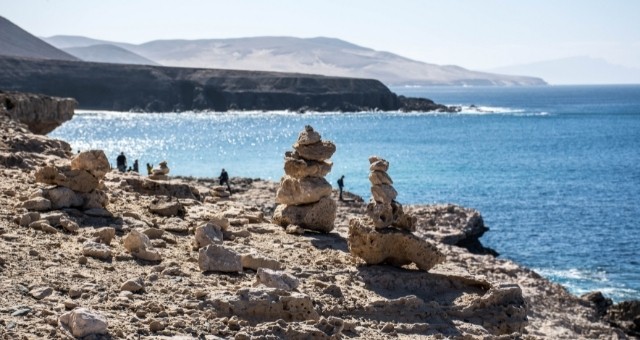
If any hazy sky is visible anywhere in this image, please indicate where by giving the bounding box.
[4,0,640,70]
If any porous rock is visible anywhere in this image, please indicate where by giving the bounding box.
[82,241,112,260]
[293,140,336,161]
[198,244,242,273]
[255,268,300,291]
[275,176,332,205]
[70,150,110,179]
[123,230,162,261]
[20,197,51,211]
[296,125,322,145]
[272,196,336,233]
[284,157,332,178]
[241,251,283,271]
[348,218,444,271]
[193,222,223,249]
[120,277,144,292]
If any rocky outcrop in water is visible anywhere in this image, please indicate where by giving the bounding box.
[0,55,459,113]
[272,126,337,233]
[0,90,75,134]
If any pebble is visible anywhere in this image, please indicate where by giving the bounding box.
[30,286,53,300]
[149,319,166,332]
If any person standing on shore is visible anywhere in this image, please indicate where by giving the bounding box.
[219,168,231,195]
[133,159,139,173]
[116,152,127,172]
[337,175,345,201]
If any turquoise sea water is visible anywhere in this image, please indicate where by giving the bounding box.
[49,85,640,302]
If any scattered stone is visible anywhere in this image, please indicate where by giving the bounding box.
[59,308,108,338]
[20,197,51,211]
[255,268,300,291]
[30,286,53,300]
[193,222,223,249]
[143,227,164,239]
[241,252,284,271]
[78,256,88,265]
[11,307,32,317]
[149,198,185,217]
[198,244,242,273]
[123,230,162,262]
[121,277,144,292]
[93,227,116,245]
[82,241,112,260]
[149,319,166,332]
[60,217,79,232]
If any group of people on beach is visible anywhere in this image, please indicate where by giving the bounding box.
[114,152,345,199]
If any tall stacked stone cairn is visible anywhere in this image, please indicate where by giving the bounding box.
[348,156,445,271]
[272,125,337,233]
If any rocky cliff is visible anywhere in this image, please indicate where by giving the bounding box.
[0,56,453,113]
[0,91,76,134]
[0,94,636,339]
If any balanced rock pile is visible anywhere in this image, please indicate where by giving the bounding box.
[348,156,444,271]
[21,150,110,214]
[366,156,416,231]
[272,125,337,233]
[149,160,170,180]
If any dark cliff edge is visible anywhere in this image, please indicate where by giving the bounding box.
[0,90,76,134]
[0,56,456,113]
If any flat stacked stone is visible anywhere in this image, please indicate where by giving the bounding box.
[272,125,337,233]
[365,156,416,231]
[149,161,170,180]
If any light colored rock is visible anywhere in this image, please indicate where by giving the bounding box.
[20,197,51,211]
[293,140,336,161]
[272,196,336,233]
[70,150,110,179]
[143,228,164,239]
[35,166,99,193]
[198,244,242,273]
[284,157,332,178]
[241,252,283,271]
[79,190,109,209]
[209,288,319,322]
[193,222,223,249]
[123,176,200,200]
[120,277,144,292]
[368,170,393,185]
[161,217,190,233]
[256,268,299,291]
[60,217,79,232]
[149,199,184,217]
[371,184,398,203]
[348,218,444,271]
[123,230,162,261]
[366,200,416,231]
[93,227,116,245]
[44,186,83,209]
[30,286,53,300]
[17,211,40,227]
[59,308,108,338]
[369,156,389,172]
[82,241,112,260]
[275,176,332,205]
[296,125,322,145]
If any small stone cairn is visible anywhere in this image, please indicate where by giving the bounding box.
[366,156,416,231]
[149,161,170,180]
[272,125,337,233]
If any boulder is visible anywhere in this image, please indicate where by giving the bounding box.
[272,196,336,233]
[371,184,398,203]
[275,176,332,205]
[59,308,108,338]
[296,125,322,145]
[120,277,144,292]
[123,230,162,261]
[193,222,223,249]
[348,218,444,271]
[20,197,51,211]
[70,150,110,179]
[369,156,389,172]
[35,166,99,193]
[284,157,332,178]
[198,244,242,273]
[82,242,112,260]
[293,140,336,161]
[256,268,300,291]
[43,186,83,209]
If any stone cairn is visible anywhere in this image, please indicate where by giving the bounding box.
[272,125,337,233]
[149,161,170,180]
[347,156,444,271]
[366,156,416,231]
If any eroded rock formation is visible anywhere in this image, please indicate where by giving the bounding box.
[0,90,75,134]
[272,126,337,233]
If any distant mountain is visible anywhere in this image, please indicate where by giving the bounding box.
[0,16,77,61]
[488,57,640,85]
[63,44,159,66]
[45,35,546,86]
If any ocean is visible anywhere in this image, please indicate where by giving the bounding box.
[49,84,640,302]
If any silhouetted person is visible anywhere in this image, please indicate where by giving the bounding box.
[337,175,345,201]
[146,163,153,175]
[219,168,231,194]
[133,159,139,173]
[116,152,127,172]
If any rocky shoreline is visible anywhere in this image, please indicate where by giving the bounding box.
[1,95,638,339]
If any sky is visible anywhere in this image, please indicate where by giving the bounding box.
[3,0,640,70]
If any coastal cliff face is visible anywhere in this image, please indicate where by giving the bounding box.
[0,95,634,339]
[0,56,425,113]
[0,91,76,134]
